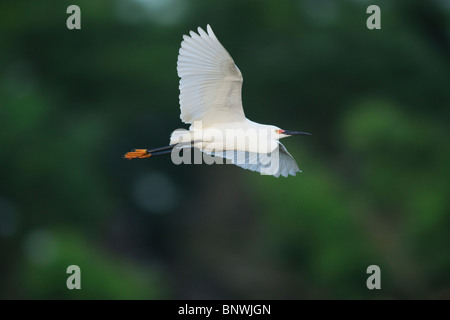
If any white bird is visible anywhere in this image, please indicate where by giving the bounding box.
[124,25,310,177]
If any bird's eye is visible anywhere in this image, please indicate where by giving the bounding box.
[275,129,283,134]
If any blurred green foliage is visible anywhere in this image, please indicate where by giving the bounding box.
[0,0,449,299]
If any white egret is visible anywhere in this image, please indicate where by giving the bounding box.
[125,25,311,177]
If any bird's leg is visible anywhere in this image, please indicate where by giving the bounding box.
[124,145,176,159]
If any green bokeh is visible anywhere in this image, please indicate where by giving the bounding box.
[0,0,449,299]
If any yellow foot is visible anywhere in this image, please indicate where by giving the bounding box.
[124,149,151,159]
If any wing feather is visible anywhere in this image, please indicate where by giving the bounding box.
[203,142,300,177]
[177,25,245,125]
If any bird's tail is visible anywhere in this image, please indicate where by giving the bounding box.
[124,149,151,159]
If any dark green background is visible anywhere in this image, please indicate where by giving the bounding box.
[1,0,449,299]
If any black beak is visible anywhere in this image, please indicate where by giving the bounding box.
[282,130,312,136]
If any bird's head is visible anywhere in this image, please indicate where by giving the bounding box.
[274,127,312,139]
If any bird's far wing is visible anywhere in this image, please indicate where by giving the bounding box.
[177,25,245,126]
[204,142,300,177]
[275,142,301,177]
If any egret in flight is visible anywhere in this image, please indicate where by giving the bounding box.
[124,25,310,177]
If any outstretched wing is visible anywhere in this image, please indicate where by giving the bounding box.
[204,142,301,178]
[177,25,245,126]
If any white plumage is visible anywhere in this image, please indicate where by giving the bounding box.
[178,25,245,125]
[125,25,310,177]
